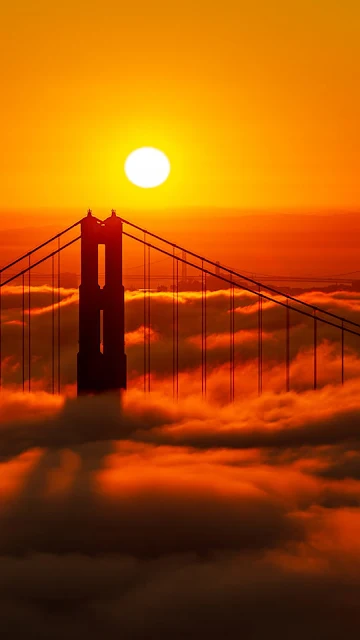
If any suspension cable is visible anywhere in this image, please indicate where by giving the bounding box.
[122,230,360,339]
[28,256,31,392]
[176,257,179,399]
[173,248,176,399]
[286,300,290,392]
[341,320,345,386]
[313,310,317,391]
[143,235,147,393]
[0,220,81,274]
[52,255,55,394]
[201,261,205,398]
[0,236,80,288]
[22,273,25,391]
[204,272,207,398]
[57,237,61,394]
[120,218,360,330]
[258,284,263,396]
[229,278,234,402]
[0,272,2,390]
[147,245,151,393]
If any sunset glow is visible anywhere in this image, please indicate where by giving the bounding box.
[1,1,360,637]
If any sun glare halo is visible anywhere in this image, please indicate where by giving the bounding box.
[124,147,170,189]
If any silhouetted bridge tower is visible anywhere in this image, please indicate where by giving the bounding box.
[1,209,360,399]
[77,210,126,394]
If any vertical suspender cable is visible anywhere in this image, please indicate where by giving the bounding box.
[28,256,31,392]
[286,300,290,392]
[143,235,147,392]
[173,247,176,399]
[147,245,151,392]
[258,286,262,396]
[204,272,207,398]
[229,278,234,402]
[229,281,232,402]
[341,320,344,386]
[0,273,2,390]
[231,283,235,402]
[201,262,204,397]
[313,310,317,391]
[22,273,25,391]
[233,286,236,400]
[57,237,60,394]
[176,257,179,399]
[52,255,55,394]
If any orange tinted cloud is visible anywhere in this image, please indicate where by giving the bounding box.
[1,381,360,636]
[1,284,360,397]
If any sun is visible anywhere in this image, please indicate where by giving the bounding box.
[124,147,170,188]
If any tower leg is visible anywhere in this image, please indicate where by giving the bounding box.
[103,212,127,391]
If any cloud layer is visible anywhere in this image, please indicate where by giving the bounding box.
[2,284,360,637]
[1,376,360,637]
[2,284,360,399]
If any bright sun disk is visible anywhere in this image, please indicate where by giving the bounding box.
[125,147,170,188]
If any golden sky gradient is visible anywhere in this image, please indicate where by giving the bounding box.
[1,0,359,212]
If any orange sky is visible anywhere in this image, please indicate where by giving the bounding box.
[1,0,360,213]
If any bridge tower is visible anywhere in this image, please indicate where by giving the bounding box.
[77,210,127,395]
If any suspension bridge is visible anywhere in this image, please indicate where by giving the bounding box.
[1,209,360,400]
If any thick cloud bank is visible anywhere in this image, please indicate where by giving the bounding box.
[2,383,360,638]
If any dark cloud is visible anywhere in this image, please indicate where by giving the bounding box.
[0,393,172,461]
[1,551,360,640]
[3,378,360,461]
[1,367,360,636]
[144,405,360,450]
[0,451,300,556]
